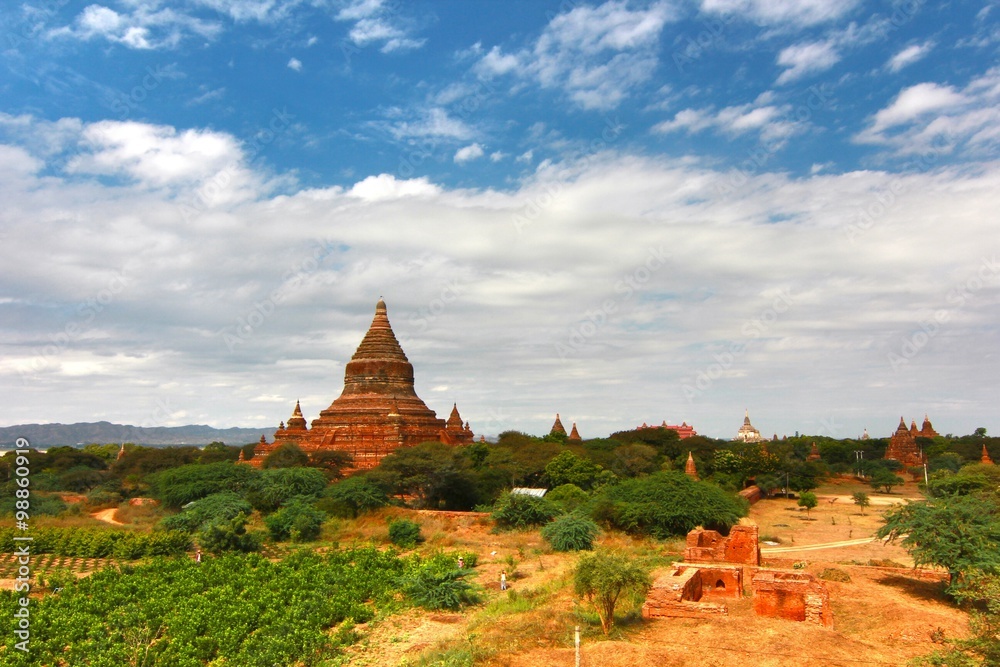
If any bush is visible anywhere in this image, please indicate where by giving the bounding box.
[0,493,67,517]
[198,512,262,554]
[398,555,481,610]
[160,491,253,533]
[541,513,599,552]
[388,518,424,548]
[593,472,746,539]
[149,461,260,509]
[546,484,589,512]
[248,467,329,512]
[491,493,561,530]
[318,476,389,518]
[264,498,326,542]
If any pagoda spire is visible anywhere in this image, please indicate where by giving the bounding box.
[983,444,994,465]
[685,452,699,480]
[550,414,567,436]
[568,423,581,441]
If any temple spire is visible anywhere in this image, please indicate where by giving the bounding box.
[685,452,699,480]
[550,414,567,436]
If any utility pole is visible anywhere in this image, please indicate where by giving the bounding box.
[575,625,580,667]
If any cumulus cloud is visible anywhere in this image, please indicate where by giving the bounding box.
[856,71,1000,155]
[287,57,303,71]
[700,0,859,26]
[2,115,998,437]
[454,143,485,163]
[335,0,426,53]
[653,92,807,146]
[775,40,840,84]
[475,0,675,110]
[886,41,934,72]
[48,3,222,49]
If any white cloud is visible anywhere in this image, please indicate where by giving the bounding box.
[854,72,1000,155]
[516,150,534,163]
[886,41,934,72]
[2,116,999,439]
[336,0,426,53]
[489,151,507,162]
[653,93,806,146]
[381,107,476,142]
[475,0,675,110]
[454,143,484,163]
[49,3,223,49]
[775,40,840,84]
[287,57,303,71]
[701,0,859,26]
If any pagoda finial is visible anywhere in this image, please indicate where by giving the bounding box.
[982,444,994,465]
[293,400,303,417]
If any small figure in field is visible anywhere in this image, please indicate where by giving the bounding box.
[457,556,465,569]
[195,549,202,563]
[500,570,507,591]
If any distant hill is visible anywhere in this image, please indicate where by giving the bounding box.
[0,421,269,447]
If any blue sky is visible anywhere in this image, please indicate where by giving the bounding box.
[1,0,998,441]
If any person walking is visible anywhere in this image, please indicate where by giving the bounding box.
[500,570,507,591]
[457,556,464,569]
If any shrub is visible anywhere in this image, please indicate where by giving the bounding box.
[198,512,262,554]
[545,484,589,512]
[388,518,424,548]
[248,467,329,512]
[574,549,651,634]
[318,476,389,518]
[398,557,481,610]
[149,461,260,509]
[593,472,746,539]
[819,568,851,583]
[264,498,326,542]
[491,493,561,530]
[160,491,253,533]
[541,514,600,552]
[0,493,67,517]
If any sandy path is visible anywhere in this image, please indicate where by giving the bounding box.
[91,508,124,525]
[761,536,881,553]
[817,494,919,506]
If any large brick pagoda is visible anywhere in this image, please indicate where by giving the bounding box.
[884,415,937,468]
[248,299,473,469]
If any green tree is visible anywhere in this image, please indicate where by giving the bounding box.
[798,491,818,516]
[546,483,589,513]
[610,443,659,478]
[369,441,480,509]
[491,492,560,530]
[574,550,651,634]
[264,498,327,542]
[593,471,746,539]
[318,475,389,518]
[878,495,1000,583]
[388,518,424,548]
[198,512,262,554]
[870,468,905,493]
[262,442,310,469]
[852,491,870,515]
[541,514,600,552]
[544,451,601,490]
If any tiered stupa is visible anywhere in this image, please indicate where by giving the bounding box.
[684,451,699,480]
[734,409,763,443]
[568,423,582,441]
[248,299,473,469]
[550,414,567,437]
[982,445,994,465]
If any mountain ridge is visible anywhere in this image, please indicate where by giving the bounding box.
[0,421,268,447]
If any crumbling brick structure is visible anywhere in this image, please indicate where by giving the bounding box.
[751,570,833,628]
[684,521,760,566]
[641,563,742,619]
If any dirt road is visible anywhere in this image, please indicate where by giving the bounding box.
[761,536,882,553]
[91,508,124,525]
